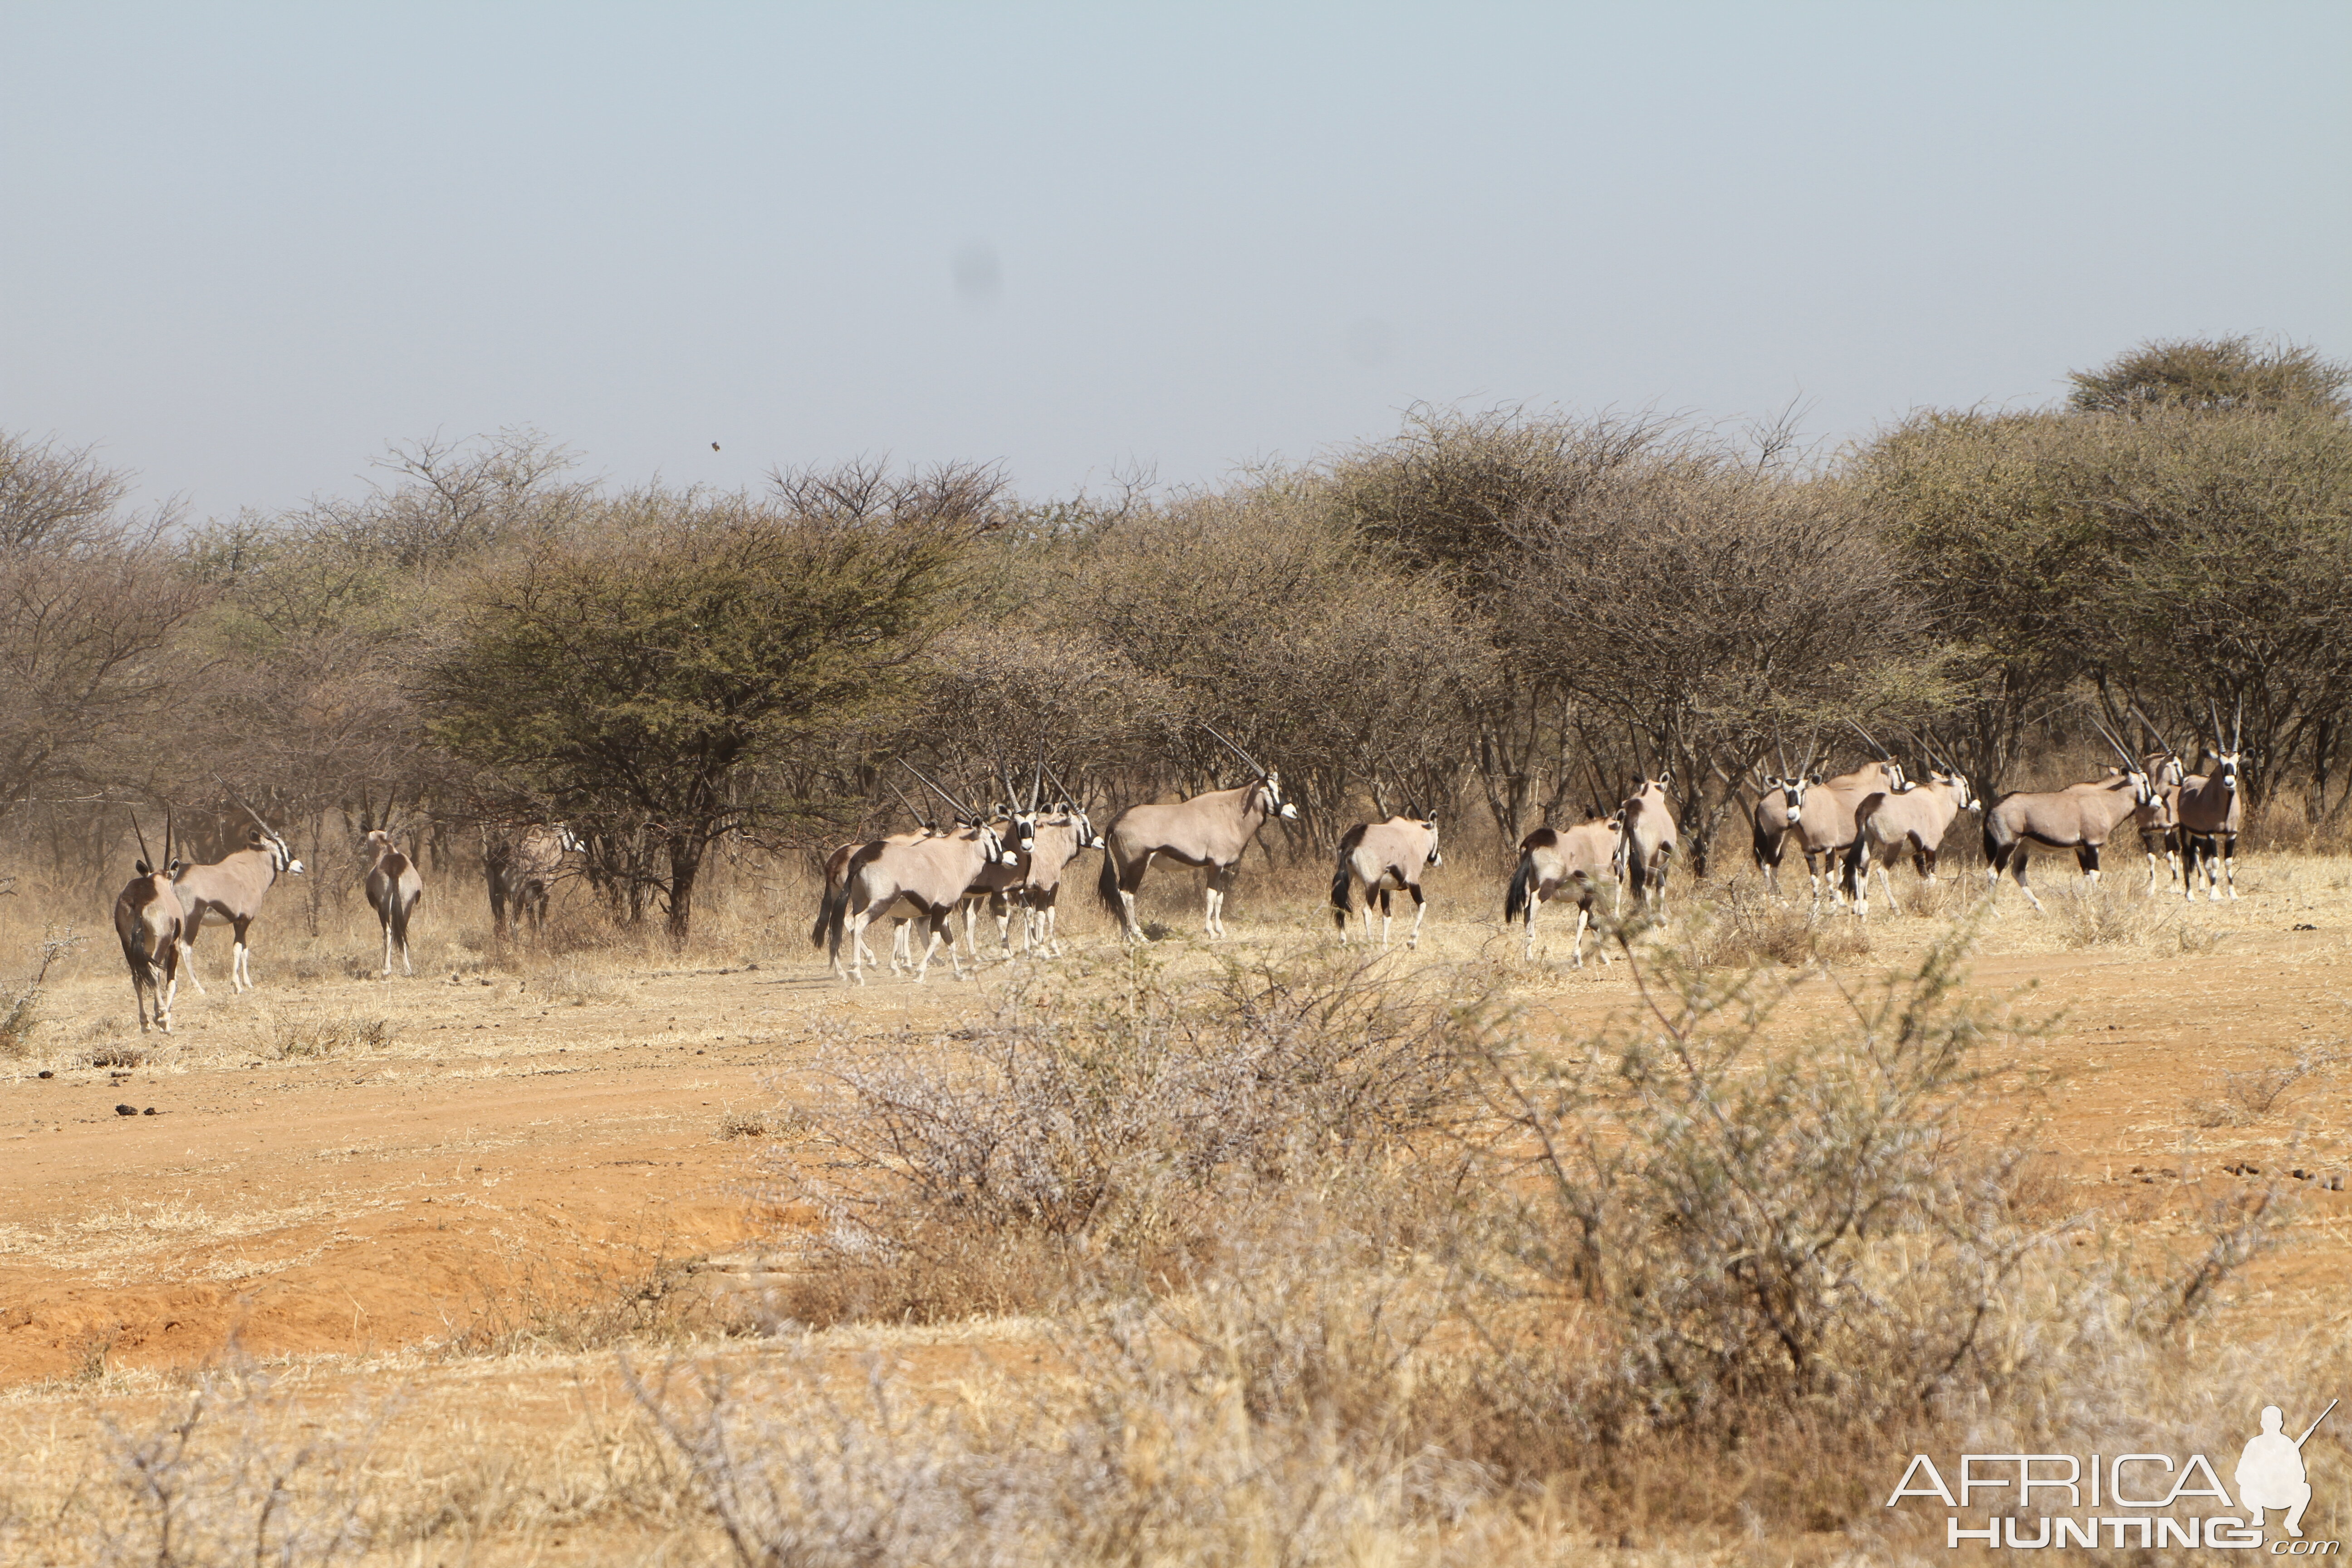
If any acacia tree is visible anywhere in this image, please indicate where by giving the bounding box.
[423,472,986,943]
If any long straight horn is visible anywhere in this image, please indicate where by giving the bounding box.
[898,759,970,820]
[2087,710,2137,769]
[164,805,174,866]
[2232,695,2242,751]
[2207,697,2225,760]
[214,772,272,833]
[1845,719,1890,761]
[885,779,930,829]
[128,808,154,870]
[2127,700,2174,760]
[1029,760,1044,813]
[1201,723,1264,776]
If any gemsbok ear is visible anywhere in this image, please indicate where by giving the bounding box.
[135,859,152,877]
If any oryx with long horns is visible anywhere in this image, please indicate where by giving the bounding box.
[1784,724,1908,915]
[2176,697,2245,901]
[809,779,939,973]
[485,823,583,941]
[1504,815,1618,965]
[1096,726,1298,941]
[1980,712,2154,912]
[363,827,425,976]
[826,768,1020,984]
[1615,774,1678,916]
[112,808,184,1033]
[174,783,306,994]
[1852,767,1980,919]
[1748,735,1818,901]
[1330,801,1442,951]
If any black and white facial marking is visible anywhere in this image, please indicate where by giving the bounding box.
[255,830,305,876]
[2213,749,2241,793]
[1424,818,1443,867]
[978,822,1019,867]
[1766,774,1809,825]
[1256,772,1300,822]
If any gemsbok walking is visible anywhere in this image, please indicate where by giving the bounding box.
[112,811,183,1034]
[1095,730,1298,941]
[1852,770,1980,918]
[485,823,583,940]
[174,790,306,995]
[363,828,425,976]
[1981,717,2153,912]
[1615,775,1678,916]
[827,816,1019,985]
[1504,816,1619,965]
[1329,812,1442,950]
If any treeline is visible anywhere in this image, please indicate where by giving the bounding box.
[2,335,2346,941]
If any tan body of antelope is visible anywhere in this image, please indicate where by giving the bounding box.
[1981,725,2152,912]
[363,829,424,976]
[1007,806,1102,957]
[952,810,1039,963]
[1329,815,1441,950]
[1851,772,1979,918]
[174,819,305,995]
[1095,774,1298,941]
[2133,769,2185,896]
[1504,818,1619,965]
[485,824,582,940]
[811,826,936,973]
[1615,776,1678,916]
[114,843,184,1034]
[1785,760,1906,913]
[828,822,1017,984]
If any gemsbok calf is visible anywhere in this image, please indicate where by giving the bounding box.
[1615,775,1678,916]
[112,812,183,1033]
[1981,718,2152,912]
[1330,813,1441,951]
[174,797,306,994]
[1096,738,1298,941]
[1852,770,1979,918]
[363,829,425,976]
[1504,817,1619,966]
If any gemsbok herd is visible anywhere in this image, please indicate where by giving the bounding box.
[102,703,2261,1019]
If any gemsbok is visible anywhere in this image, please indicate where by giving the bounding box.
[1615,775,1678,916]
[1784,756,1908,915]
[1095,730,1298,941]
[811,822,939,975]
[1981,717,2153,912]
[1006,784,1103,958]
[485,823,583,940]
[827,818,1018,985]
[1504,817,1619,965]
[1748,738,1819,900]
[174,791,306,995]
[2176,700,2244,901]
[1852,770,1980,918]
[1329,813,1442,950]
[112,811,183,1034]
[363,828,425,976]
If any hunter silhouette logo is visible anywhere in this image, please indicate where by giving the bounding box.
[2241,1400,2335,1540]
[1885,1396,2340,1550]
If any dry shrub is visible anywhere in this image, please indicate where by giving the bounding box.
[0,927,78,1058]
[1440,928,2294,1536]
[1677,884,1871,968]
[77,1359,382,1565]
[2188,1041,2343,1128]
[2048,877,2177,947]
[769,951,1489,1322]
[260,1012,395,1060]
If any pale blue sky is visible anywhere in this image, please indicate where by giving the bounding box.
[4,3,2347,517]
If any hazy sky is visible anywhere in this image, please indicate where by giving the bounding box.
[5,3,2347,519]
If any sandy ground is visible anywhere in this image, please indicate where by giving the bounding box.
[2,851,2348,1558]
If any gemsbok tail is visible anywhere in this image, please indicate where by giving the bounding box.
[1329,824,1365,931]
[1094,835,1127,922]
[809,883,840,949]
[1504,854,1534,926]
